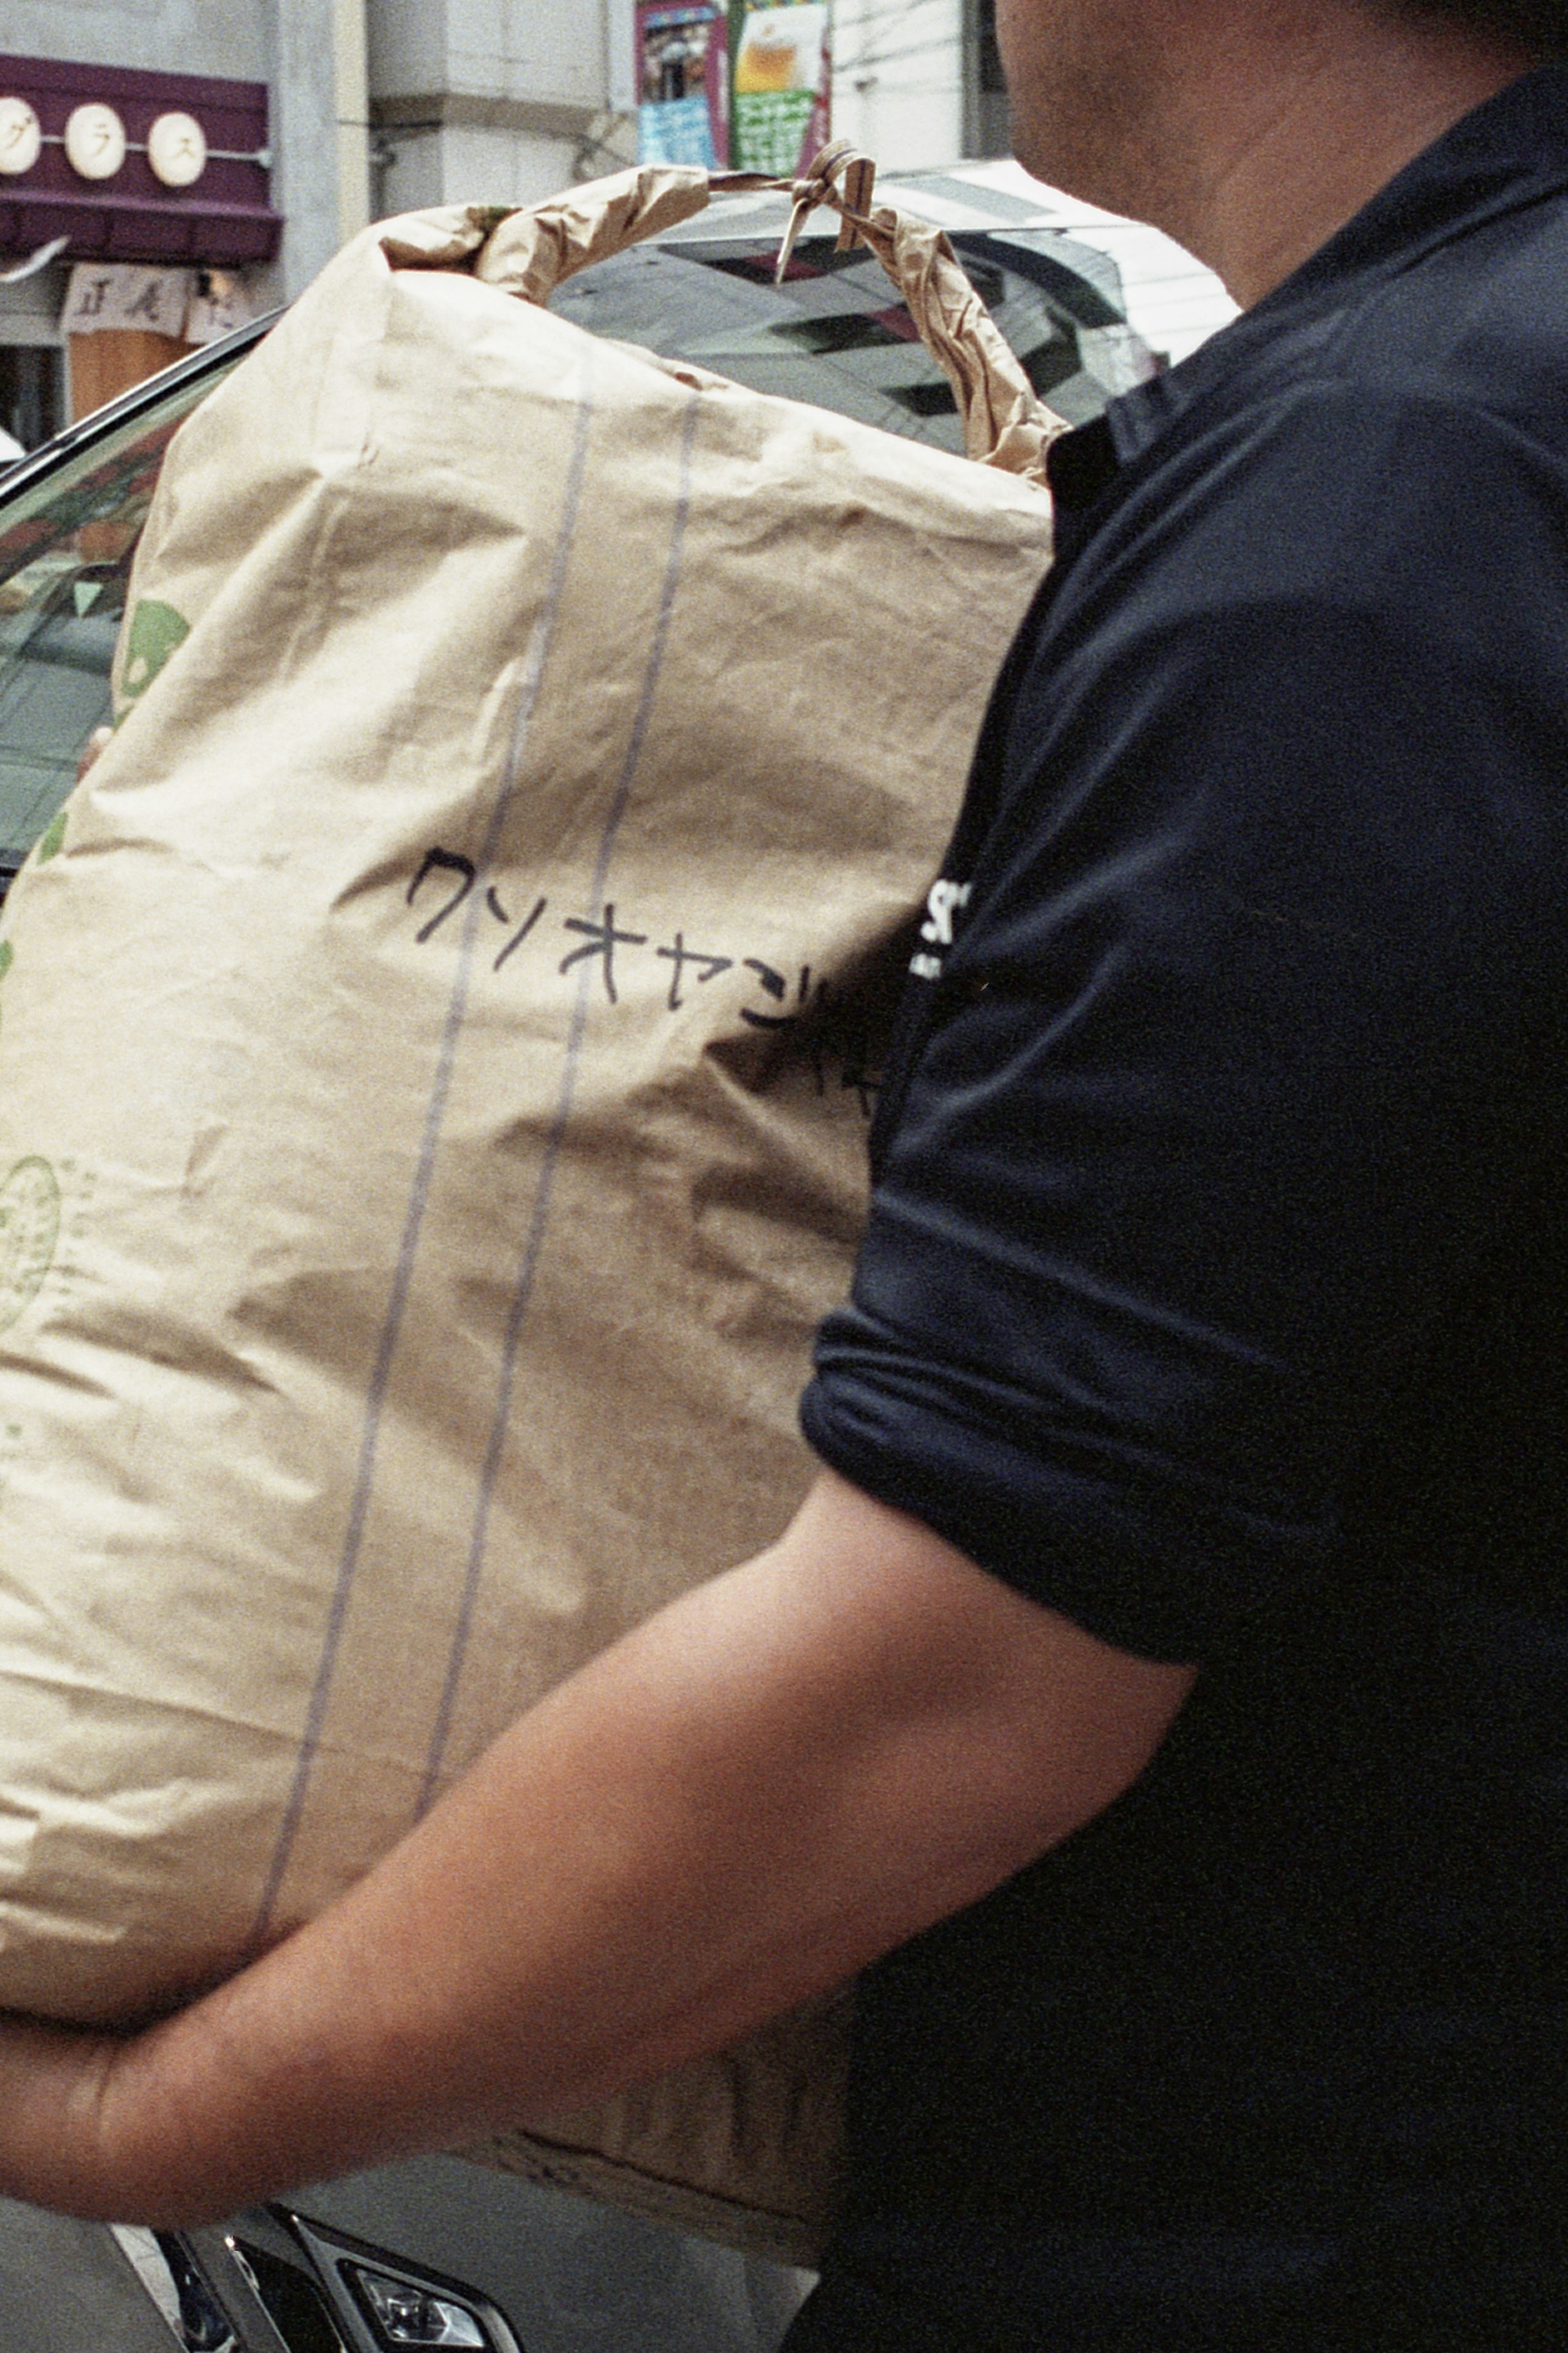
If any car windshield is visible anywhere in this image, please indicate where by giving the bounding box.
[0,364,230,876]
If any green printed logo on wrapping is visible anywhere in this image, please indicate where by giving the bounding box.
[120,598,191,709]
[0,1156,60,1333]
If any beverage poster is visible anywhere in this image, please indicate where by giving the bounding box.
[731,2,832,177]
[637,3,731,169]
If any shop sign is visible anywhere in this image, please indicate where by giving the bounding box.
[183,266,249,344]
[731,2,831,178]
[61,261,189,337]
[635,1,834,178]
[0,96,42,176]
[146,113,207,190]
[0,56,279,267]
[64,102,128,182]
[637,3,731,169]
[59,260,252,344]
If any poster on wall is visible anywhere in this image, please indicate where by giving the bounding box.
[637,3,731,168]
[731,2,831,178]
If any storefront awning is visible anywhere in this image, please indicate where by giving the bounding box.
[0,55,280,269]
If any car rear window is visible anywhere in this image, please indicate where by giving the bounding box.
[549,226,1152,456]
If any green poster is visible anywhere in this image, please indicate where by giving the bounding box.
[731,2,831,177]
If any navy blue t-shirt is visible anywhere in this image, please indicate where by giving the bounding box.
[793,66,1568,2353]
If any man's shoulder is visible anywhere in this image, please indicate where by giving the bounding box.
[1090,170,1568,534]
[1053,194,1568,649]
[1322,178,1568,455]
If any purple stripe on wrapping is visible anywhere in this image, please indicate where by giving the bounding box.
[249,355,600,1950]
[416,385,704,1814]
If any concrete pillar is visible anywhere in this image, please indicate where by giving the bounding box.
[262,0,348,300]
[367,0,626,219]
[336,0,373,243]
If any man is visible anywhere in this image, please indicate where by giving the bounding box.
[3,4,1567,2346]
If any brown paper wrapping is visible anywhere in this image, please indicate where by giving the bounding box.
[0,165,1057,2260]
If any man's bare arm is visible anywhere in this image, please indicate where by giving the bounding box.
[0,1468,1195,2224]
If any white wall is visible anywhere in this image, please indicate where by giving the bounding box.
[366,2,977,220]
[365,0,598,141]
[365,1,979,222]
[0,268,62,349]
[375,121,590,219]
[446,0,608,113]
[831,0,964,173]
[0,0,269,84]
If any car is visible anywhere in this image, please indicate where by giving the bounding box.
[0,162,1234,2352]
[0,162,1236,905]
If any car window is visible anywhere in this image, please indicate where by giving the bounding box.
[548,227,1152,457]
[0,365,235,879]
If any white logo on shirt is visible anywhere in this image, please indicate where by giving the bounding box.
[920,879,973,947]
[911,878,972,979]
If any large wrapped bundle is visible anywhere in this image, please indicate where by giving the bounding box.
[0,161,1057,2259]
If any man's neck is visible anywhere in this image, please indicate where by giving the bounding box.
[1180,16,1539,305]
[1007,5,1541,308]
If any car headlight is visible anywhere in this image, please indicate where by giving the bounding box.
[345,2265,488,2349]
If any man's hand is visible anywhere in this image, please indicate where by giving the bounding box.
[76,723,113,784]
[0,1471,1194,2224]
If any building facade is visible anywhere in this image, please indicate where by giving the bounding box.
[0,0,363,448]
[368,1,976,227]
[2,1,1007,454]
[370,1,635,225]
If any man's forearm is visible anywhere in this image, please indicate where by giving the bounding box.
[0,1471,1194,2224]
